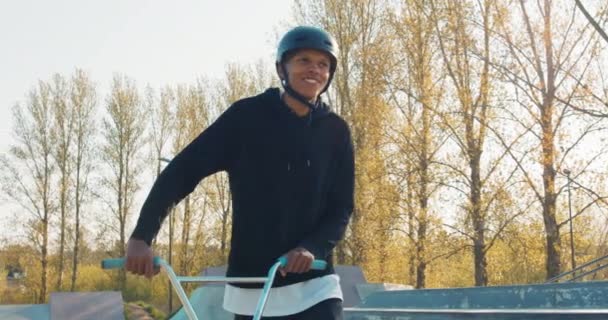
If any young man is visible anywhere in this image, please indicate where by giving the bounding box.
[125,26,354,319]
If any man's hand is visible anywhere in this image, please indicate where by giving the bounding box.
[279,247,315,277]
[125,238,159,279]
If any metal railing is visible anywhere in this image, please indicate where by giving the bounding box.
[546,253,608,283]
[345,307,608,314]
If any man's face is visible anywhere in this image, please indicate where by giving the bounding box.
[281,49,331,101]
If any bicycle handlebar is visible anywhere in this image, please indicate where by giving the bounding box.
[101,256,327,270]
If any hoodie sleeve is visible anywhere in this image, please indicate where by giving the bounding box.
[131,102,243,245]
[298,124,355,259]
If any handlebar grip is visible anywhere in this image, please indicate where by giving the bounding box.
[277,256,327,270]
[101,256,162,269]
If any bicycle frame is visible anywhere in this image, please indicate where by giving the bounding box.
[101,257,326,320]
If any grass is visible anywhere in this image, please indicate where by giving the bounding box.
[125,301,167,320]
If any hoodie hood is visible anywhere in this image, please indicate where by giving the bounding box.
[261,87,331,125]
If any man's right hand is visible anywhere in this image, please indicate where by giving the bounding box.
[125,237,159,279]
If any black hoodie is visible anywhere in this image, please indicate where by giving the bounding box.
[131,88,354,287]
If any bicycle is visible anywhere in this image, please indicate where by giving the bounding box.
[102,256,327,320]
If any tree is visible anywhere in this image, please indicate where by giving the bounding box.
[49,73,74,291]
[100,74,146,288]
[495,0,608,278]
[146,85,175,178]
[387,0,447,288]
[144,84,176,310]
[172,81,210,277]
[294,1,399,283]
[69,70,97,291]
[575,0,608,45]
[1,80,57,302]
[429,0,529,286]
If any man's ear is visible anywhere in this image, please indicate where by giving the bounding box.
[276,62,286,81]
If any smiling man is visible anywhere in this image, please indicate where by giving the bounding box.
[125,26,355,320]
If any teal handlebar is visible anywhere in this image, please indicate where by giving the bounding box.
[102,256,326,270]
[101,256,162,269]
[102,255,326,320]
[277,256,327,270]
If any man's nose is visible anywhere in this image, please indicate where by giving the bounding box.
[307,64,322,74]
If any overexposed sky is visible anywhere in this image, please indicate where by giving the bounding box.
[0,0,294,242]
[0,0,294,154]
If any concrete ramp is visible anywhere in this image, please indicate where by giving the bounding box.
[1,291,125,320]
[50,291,124,320]
[335,265,368,307]
[0,304,50,320]
[170,285,231,320]
[345,280,608,319]
[359,280,608,309]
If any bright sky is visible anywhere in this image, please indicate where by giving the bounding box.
[0,0,293,154]
[0,0,294,243]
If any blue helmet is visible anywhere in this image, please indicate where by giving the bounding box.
[276,26,339,76]
[276,26,339,102]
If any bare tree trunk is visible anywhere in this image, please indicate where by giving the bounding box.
[383,0,442,288]
[432,0,496,286]
[71,181,81,291]
[540,0,560,279]
[541,103,560,278]
[471,153,488,286]
[349,207,365,266]
[472,0,492,286]
[41,223,49,303]
[168,207,174,310]
[335,241,346,265]
[415,210,427,288]
[416,117,430,288]
[35,83,54,303]
[219,189,231,260]
[179,196,191,275]
[407,170,416,285]
[515,0,561,278]
[118,154,126,289]
[56,171,67,291]
[69,70,96,292]
[50,74,74,292]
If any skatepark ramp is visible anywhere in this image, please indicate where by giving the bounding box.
[3,269,608,319]
[0,291,124,320]
[346,280,608,320]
